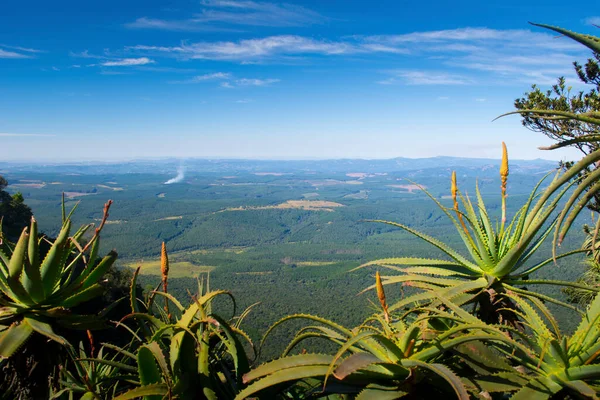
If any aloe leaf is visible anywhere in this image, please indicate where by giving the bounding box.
[333,352,381,380]
[149,291,185,312]
[113,384,169,400]
[177,289,232,328]
[531,23,600,53]
[137,345,163,400]
[236,365,332,400]
[40,220,71,296]
[80,250,117,290]
[366,220,480,272]
[76,358,137,372]
[462,372,529,393]
[561,380,599,399]
[61,283,105,308]
[211,313,250,382]
[24,316,68,346]
[243,353,334,384]
[260,313,353,356]
[401,360,469,400]
[511,376,562,400]
[8,228,28,280]
[101,342,137,360]
[355,384,407,400]
[0,320,33,358]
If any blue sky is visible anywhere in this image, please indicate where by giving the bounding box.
[1,0,598,161]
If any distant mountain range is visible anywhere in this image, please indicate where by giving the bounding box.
[0,156,559,176]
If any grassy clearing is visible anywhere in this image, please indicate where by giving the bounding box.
[223,200,345,213]
[125,260,215,278]
[295,261,339,267]
[154,216,183,221]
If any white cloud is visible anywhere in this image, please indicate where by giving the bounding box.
[235,78,279,86]
[235,98,253,103]
[475,98,486,102]
[170,72,231,83]
[127,0,327,31]
[123,26,588,85]
[379,71,472,85]
[101,57,155,66]
[128,36,379,62]
[0,49,31,59]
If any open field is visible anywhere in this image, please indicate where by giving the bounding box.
[222,199,345,212]
[124,260,215,278]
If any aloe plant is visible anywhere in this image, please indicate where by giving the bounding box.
[239,275,529,400]
[0,200,117,358]
[356,144,597,324]
[494,291,600,399]
[82,244,255,400]
[54,339,137,400]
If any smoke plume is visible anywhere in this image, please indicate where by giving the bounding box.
[164,165,185,184]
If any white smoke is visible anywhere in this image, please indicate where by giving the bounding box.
[164,165,185,184]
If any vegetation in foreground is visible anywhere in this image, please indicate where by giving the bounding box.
[2,22,600,399]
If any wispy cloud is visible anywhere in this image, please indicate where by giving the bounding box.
[101,57,155,67]
[170,72,231,83]
[128,35,379,62]
[235,78,279,86]
[0,44,44,59]
[126,0,327,31]
[378,71,472,86]
[170,72,279,87]
[235,98,253,103]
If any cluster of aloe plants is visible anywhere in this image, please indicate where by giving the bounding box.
[0,200,117,358]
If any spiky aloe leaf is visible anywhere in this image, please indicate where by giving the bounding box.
[80,250,117,290]
[462,372,529,393]
[0,319,33,358]
[570,294,600,360]
[401,360,469,400]
[355,384,407,400]
[60,283,106,308]
[22,218,43,303]
[333,352,382,380]
[8,228,27,280]
[25,316,67,345]
[137,344,164,400]
[531,23,600,53]
[113,384,169,400]
[243,354,335,384]
[40,219,71,296]
[366,220,480,272]
[561,380,599,399]
[511,376,562,400]
[176,289,232,329]
[237,365,333,400]
[211,313,251,383]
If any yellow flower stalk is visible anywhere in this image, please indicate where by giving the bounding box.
[375,271,390,323]
[452,171,471,239]
[161,241,169,314]
[451,171,458,209]
[500,142,509,227]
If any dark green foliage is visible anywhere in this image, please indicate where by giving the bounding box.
[0,175,33,242]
